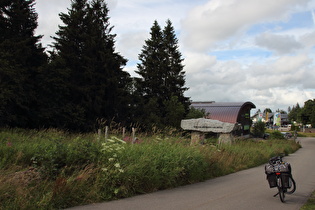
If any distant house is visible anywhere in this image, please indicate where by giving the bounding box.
[190,101,256,136]
[252,112,289,127]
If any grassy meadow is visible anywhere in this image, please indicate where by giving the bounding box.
[0,128,301,209]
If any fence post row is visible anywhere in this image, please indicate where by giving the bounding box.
[98,127,136,144]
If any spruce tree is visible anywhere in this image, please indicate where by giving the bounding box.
[136,21,164,99]
[288,103,301,123]
[135,20,189,128]
[0,0,47,128]
[42,0,130,131]
[135,21,165,128]
[162,19,190,125]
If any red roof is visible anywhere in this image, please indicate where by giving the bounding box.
[191,102,256,123]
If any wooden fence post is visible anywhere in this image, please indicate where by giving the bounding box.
[105,126,108,141]
[97,129,101,143]
[132,127,136,144]
[122,127,126,139]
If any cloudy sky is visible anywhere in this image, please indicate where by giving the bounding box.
[35,0,315,113]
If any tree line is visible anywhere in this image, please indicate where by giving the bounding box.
[0,0,200,132]
[259,100,315,128]
[288,99,315,127]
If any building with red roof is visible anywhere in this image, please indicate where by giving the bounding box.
[191,101,256,136]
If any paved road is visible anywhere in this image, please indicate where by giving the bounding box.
[69,137,315,210]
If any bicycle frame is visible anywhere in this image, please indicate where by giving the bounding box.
[273,172,286,202]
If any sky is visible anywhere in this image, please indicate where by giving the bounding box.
[34,0,315,114]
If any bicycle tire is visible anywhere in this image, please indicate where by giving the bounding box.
[286,176,296,194]
[279,187,285,202]
[277,177,285,202]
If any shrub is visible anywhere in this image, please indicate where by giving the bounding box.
[252,121,266,138]
[270,130,285,139]
[185,107,205,119]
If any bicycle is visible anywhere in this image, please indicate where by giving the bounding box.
[265,155,296,203]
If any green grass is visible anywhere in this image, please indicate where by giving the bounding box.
[301,191,315,210]
[265,128,315,138]
[297,132,315,137]
[0,128,301,209]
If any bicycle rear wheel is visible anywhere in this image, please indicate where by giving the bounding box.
[277,177,285,202]
[279,188,285,202]
[286,176,296,194]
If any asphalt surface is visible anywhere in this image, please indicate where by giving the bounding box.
[68,137,315,210]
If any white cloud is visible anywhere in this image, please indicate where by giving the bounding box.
[123,65,138,78]
[35,0,70,48]
[106,0,118,10]
[181,0,310,52]
[115,31,149,61]
[312,9,315,24]
[186,52,315,111]
[300,31,315,48]
[254,88,314,111]
[255,33,302,54]
[272,54,311,73]
[183,53,217,74]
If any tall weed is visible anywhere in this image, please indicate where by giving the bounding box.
[97,137,208,199]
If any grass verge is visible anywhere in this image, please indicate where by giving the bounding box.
[301,191,315,210]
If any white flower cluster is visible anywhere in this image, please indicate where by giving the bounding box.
[101,137,126,173]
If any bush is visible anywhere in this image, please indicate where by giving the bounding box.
[185,107,205,119]
[252,121,266,137]
[270,130,285,140]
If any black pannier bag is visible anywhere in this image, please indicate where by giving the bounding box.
[265,157,292,189]
[281,173,290,188]
[267,173,277,188]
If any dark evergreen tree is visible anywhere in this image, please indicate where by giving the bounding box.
[299,99,315,127]
[135,20,164,128]
[135,20,189,128]
[41,0,130,131]
[0,0,47,127]
[288,103,301,122]
[162,19,190,124]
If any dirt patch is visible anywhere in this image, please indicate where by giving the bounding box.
[4,167,42,186]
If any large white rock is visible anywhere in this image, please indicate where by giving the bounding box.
[181,118,236,133]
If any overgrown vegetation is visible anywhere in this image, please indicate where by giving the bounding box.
[0,128,301,209]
